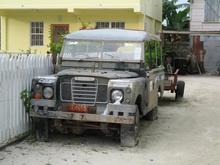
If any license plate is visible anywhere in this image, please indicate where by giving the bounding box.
[66,104,90,113]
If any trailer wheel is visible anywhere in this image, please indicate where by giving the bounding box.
[144,107,158,121]
[34,118,49,142]
[120,108,139,147]
[175,81,185,100]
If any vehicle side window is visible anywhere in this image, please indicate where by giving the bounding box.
[145,41,162,69]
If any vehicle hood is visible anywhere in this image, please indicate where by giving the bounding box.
[57,69,138,79]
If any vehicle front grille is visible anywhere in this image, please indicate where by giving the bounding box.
[71,78,97,105]
[60,77,108,105]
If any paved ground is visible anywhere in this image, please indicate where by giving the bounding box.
[0,76,220,165]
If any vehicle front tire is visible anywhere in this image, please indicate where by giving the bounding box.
[33,118,49,142]
[175,80,185,100]
[120,108,139,147]
[144,107,158,121]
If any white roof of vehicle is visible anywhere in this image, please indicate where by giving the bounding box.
[65,29,160,42]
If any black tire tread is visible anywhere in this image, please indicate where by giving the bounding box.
[144,108,158,121]
[175,80,185,100]
[34,118,49,142]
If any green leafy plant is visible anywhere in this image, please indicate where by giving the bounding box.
[20,89,32,113]
[78,17,93,30]
[48,29,68,64]
[163,0,190,31]
[145,41,162,68]
[48,31,66,55]
[20,48,37,54]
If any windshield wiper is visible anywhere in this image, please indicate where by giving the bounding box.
[75,57,99,61]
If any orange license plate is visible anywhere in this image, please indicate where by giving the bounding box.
[65,104,90,113]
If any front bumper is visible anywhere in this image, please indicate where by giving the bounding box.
[30,103,136,125]
[30,110,135,124]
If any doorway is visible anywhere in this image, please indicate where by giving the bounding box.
[51,24,69,43]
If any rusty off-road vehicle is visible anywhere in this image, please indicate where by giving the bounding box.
[30,29,164,147]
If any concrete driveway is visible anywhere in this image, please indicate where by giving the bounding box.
[0,76,220,165]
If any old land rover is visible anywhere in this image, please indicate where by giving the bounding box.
[30,29,164,147]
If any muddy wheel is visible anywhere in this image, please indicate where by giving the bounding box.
[120,108,139,147]
[175,81,185,100]
[144,107,158,121]
[34,118,49,142]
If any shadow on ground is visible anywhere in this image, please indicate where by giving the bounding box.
[159,96,189,107]
[21,95,190,150]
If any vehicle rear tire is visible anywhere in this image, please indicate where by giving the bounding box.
[175,81,185,100]
[120,108,139,147]
[33,118,49,142]
[144,107,158,121]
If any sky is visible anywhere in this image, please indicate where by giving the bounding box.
[177,0,188,5]
[176,0,189,12]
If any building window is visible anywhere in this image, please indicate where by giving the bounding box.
[96,22,110,29]
[111,22,125,29]
[96,22,125,29]
[204,0,220,22]
[31,22,44,46]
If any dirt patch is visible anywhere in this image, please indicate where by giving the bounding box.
[1,76,220,165]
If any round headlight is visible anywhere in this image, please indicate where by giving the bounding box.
[111,90,123,103]
[43,87,54,99]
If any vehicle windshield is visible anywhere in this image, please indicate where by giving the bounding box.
[62,40,143,61]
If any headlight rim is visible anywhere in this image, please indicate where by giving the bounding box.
[43,86,54,99]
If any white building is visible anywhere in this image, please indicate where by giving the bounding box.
[190,0,220,73]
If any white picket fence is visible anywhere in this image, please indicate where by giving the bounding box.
[0,53,53,147]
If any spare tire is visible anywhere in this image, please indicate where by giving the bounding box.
[175,81,185,100]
